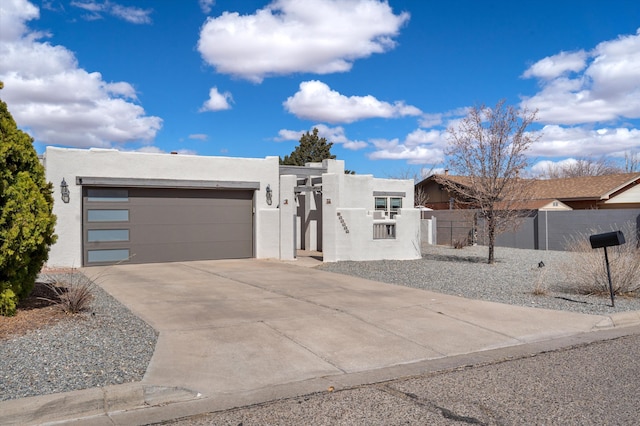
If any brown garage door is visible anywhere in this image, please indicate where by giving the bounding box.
[83,187,254,265]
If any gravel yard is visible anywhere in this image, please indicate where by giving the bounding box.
[0,278,157,401]
[318,245,640,315]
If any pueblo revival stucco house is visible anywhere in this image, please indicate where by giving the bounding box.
[44,147,421,268]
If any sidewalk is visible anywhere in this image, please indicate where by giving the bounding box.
[2,257,639,425]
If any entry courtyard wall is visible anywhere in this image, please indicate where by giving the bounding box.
[320,165,421,262]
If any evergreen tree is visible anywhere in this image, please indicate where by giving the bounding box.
[280,128,336,165]
[0,82,57,316]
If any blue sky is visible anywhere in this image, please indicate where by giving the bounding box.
[1,0,639,177]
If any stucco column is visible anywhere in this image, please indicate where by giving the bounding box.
[279,175,297,260]
[303,176,312,250]
[321,173,339,262]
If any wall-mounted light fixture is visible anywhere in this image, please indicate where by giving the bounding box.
[60,178,70,203]
[265,184,273,205]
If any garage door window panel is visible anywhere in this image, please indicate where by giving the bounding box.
[87,188,129,202]
[87,249,130,263]
[87,229,130,242]
[87,209,129,222]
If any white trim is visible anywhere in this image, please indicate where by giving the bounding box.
[76,176,260,190]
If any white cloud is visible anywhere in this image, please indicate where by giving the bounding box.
[418,113,443,128]
[313,124,367,150]
[522,50,587,80]
[41,1,64,13]
[522,28,640,124]
[418,107,469,129]
[70,0,102,13]
[530,158,579,175]
[530,125,640,158]
[70,1,152,24]
[0,0,162,147]
[0,0,39,41]
[197,0,409,82]
[284,80,421,123]
[276,124,367,150]
[199,87,233,112]
[368,128,446,164]
[275,128,304,142]
[199,0,215,14]
[188,133,208,141]
[110,4,152,24]
[368,108,468,164]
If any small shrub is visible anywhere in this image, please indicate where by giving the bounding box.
[532,268,549,296]
[39,271,94,315]
[0,289,17,317]
[452,239,467,249]
[562,224,640,296]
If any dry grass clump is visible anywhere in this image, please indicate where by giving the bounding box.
[39,270,95,315]
[562,225,640,296]
[532,267,549,296]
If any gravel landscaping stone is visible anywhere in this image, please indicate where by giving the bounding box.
[318,245,640,315]
[0,273,157,402]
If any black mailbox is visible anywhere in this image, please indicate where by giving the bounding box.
[589,231,625,249]
[589,230,626,307]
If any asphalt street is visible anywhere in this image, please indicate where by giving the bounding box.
[162,325,640,426]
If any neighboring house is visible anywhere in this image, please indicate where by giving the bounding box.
[416,172,640,210]
[44,147,420,268]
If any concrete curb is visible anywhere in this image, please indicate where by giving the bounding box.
[592,310,640,329]
[0,384,201,426]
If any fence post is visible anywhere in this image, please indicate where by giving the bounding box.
[545,210,549,251]
[433,215,437,245]
[450,221,453,246]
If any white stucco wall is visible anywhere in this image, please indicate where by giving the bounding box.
[338,174,415,211]
[322,170,420,262]
[421,218,434,246]
[323,207,421,262]
[278,174,297,260]
[44,147,280,267]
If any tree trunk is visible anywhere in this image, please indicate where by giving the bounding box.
[487,214,496,264]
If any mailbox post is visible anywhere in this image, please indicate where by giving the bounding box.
[589,231,626,307]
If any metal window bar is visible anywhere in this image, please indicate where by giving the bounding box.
[373,223,396,239]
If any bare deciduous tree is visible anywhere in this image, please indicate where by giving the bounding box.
[440,100,539,264]
[414,184,430,209]
[624,151,639,173]
[386,165,434,208]
[537,156,622,178]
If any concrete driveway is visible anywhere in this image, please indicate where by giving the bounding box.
[89,259,612,399]
[3,258,631,425]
